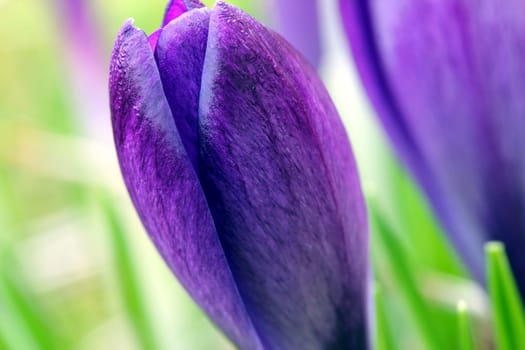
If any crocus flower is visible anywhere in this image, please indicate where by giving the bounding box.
[109,1,369,349]
[339,1,525,293]
[270,0,322,68]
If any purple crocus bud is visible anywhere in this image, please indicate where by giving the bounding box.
[339,1,525,292]
[109,1,369,349]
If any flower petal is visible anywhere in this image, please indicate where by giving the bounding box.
[109,20,264,350]
[148,29,161,49]
[198,3,369,349]
[341,0,525,289]
[337,0,438,204]
[155,7,210,171]
[272,0,321,68]
[374,0,525,287]
[162,0,204,27]
[148,0,205,50]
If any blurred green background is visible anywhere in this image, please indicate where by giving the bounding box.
[0,0,491,349]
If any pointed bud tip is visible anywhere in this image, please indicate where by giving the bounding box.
[485,241,504,255]
[457,299,468,313]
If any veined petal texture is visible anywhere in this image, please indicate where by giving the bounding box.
[110,2,369,349]
[109,21,263,350]
[155,7,210,170]
[198,3,368,349]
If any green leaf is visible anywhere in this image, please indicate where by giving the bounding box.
[0,168,59,350]
[456,300,474,350]
[0,300,40,350]
[0,254,58,350]
[369,202,444,350]
[100,194,162,350]
[486,241,525,350]
[374,286,395,350]
[388,160,466,277]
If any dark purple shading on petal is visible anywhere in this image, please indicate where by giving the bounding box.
[272,0,321,68]
[109,21,264,350]
[198,3,369,349]
[155,7,210,171]
[340,0,525,291]
[162,0,204,27]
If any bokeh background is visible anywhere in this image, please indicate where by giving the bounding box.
[0,0,487,349]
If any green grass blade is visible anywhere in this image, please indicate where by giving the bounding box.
[0,167,59,350]
[369,203,444,350]
[374,286,395,350]
[486,241,525,350]
[0,257,58,350]
[0,329,9,350]
[388,160,466,277]
[0,298,40,350]
[456,300,474,350]
[100,195,162,350]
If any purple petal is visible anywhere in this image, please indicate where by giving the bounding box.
[271,0,321,68]
[109,21,264,350]
[155,7,210,171]
[337,0,437,202]
[148,0,205,50]
[162,0,205,26]
[198,3,369,349]
[148,29,161,49]
[340,0,525,290]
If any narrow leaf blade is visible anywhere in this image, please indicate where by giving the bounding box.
[369,202,444,350]
[374,286,395,350]
[100,195,162,350]
[456,300,474,350]
[486,241,525,350]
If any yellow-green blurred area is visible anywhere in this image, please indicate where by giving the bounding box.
[0,0,488,349]
[0,0,254,349]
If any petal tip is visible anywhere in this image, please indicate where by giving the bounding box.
[113,18,144,49]
[120,18,136,32]
[162,0,205,26]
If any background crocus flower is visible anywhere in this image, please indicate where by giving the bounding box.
[109,1,369,349]
[270,0,322,68]
[55,0,110,141]
[339,1,525,293]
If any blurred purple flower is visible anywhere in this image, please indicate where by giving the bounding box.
[340,0,525,291]
[109,1,369,349]
[270,0,322,68]
[56,0,110,140]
